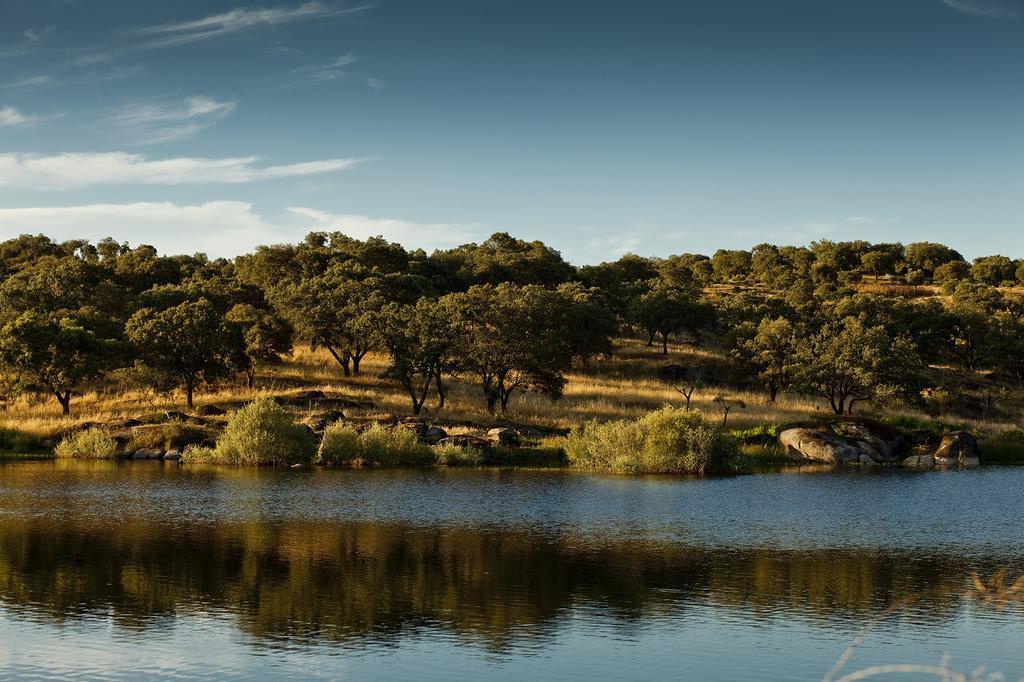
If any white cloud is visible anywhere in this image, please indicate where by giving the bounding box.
[74,52,113,67]
[134,2,371,49]
[0,107,39,127]
[5,65,145,90]
[940,0,1021,19]
[287,207,484,250]
[0,26,54,59]
[0,203,484,258]
[0,202,285,258]
[113,96,237,144]
[0,152,365,190]
[367,77,387,90]
[309,54,359,81]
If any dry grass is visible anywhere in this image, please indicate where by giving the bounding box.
[1,337,1019,443]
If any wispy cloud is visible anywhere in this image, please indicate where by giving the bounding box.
[0,26,55,59]
[367,77,387,90]
[73,52,113,67]
[4,64,145,90]
[133,2,372,49]
[0,152,366,190]
[308,54,359,81]
[0,106,40,127]
[287,207,483,250]
[113,96,237,144]
[940,0,1022,19]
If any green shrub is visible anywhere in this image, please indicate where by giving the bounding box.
[180,444,217,464]
[317,422,361,465]
[433,442,483,466]
[204,398,315,465]
[357,424,433,466]
[566,406,737,475]
[317,422,438,466]
[54,428,119,459]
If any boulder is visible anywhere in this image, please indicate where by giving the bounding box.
[197,405,226,417]
[487,427,521,447]
[132,447,164,460]
[402,422,428,438]
[934,431,980,468]
[163,449,182,461]
[438,435,492,452]
[312,410,345,432]
[423,426,448,444]
[777,420,905,465]
[901,454,936,469]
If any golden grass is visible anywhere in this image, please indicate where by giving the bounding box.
[2,336,1020,442]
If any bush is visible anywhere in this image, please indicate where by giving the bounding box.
[433,442,483,466]
[317,422,361,465]
[54,428,119,459]
[318,422,453,466]
[566,406,737,475]
[203,398,315,465]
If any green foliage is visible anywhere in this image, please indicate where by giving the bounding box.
[126,298,242,408]
[317,422,434,466]
[54,428,119,459]
[628,283,712,354]
[202,398,315,465]
[565,406,738,475]
[979,431,1024,464]
[792,317,921,415]
[0,312,114,415]
[225,303,293,386]
[432,442,483,466]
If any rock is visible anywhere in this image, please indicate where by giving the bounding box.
[132,447,164,460]
[934,431,980,468]
[121,418,143,428]
[167,431,206,451]
[777,420,905,465]
[402,422,428,438]
[487,427,521,447]
[163,449,182,461]
[423,426,448,444]
[165,411,189,422]
[438,435,492,452]
[657,364,688,382]
[901,454,936,469]
[312,410,345,432]
[197,405,226,416]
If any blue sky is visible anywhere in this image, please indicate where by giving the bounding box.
[0,0,1022,262]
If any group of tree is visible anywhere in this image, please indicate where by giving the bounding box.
[0,231,1022,419]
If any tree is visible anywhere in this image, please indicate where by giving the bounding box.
[279,267,384,376]
[435,232,575,287]
[792,317,921,415]
[377,299,463,414]
[225,304,293,388]
[860,251,897,279]
[736,317,796,402]
[455,284,576,413]
[0,312,111,415]
[629,285,710,354]
[710,249,752,282]
[971,255,1017,286]
[126,299,241,408]
[904,242,964,277]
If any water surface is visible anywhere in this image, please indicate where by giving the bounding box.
[1,461,1022,680]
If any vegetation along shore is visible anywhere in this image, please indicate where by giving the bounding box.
[2,232,1023,473]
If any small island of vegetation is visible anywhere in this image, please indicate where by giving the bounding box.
[2,232,1022,473]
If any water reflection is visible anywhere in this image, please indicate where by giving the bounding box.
[1,460,1023,680]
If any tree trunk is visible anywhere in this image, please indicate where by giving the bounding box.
[435,371,447,409]
[245,368,255,389]
[661,332,669,355]
[351,353,362,375]
[186,382,194,409]
[55,391,71,416]
[769,385,779,403]
[646,330,655,347]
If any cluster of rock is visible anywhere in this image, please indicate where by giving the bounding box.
[777,419,980,469]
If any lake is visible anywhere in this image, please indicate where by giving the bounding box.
[1,460,1023,680]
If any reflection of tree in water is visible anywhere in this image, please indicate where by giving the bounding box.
[0,517,1008,651]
